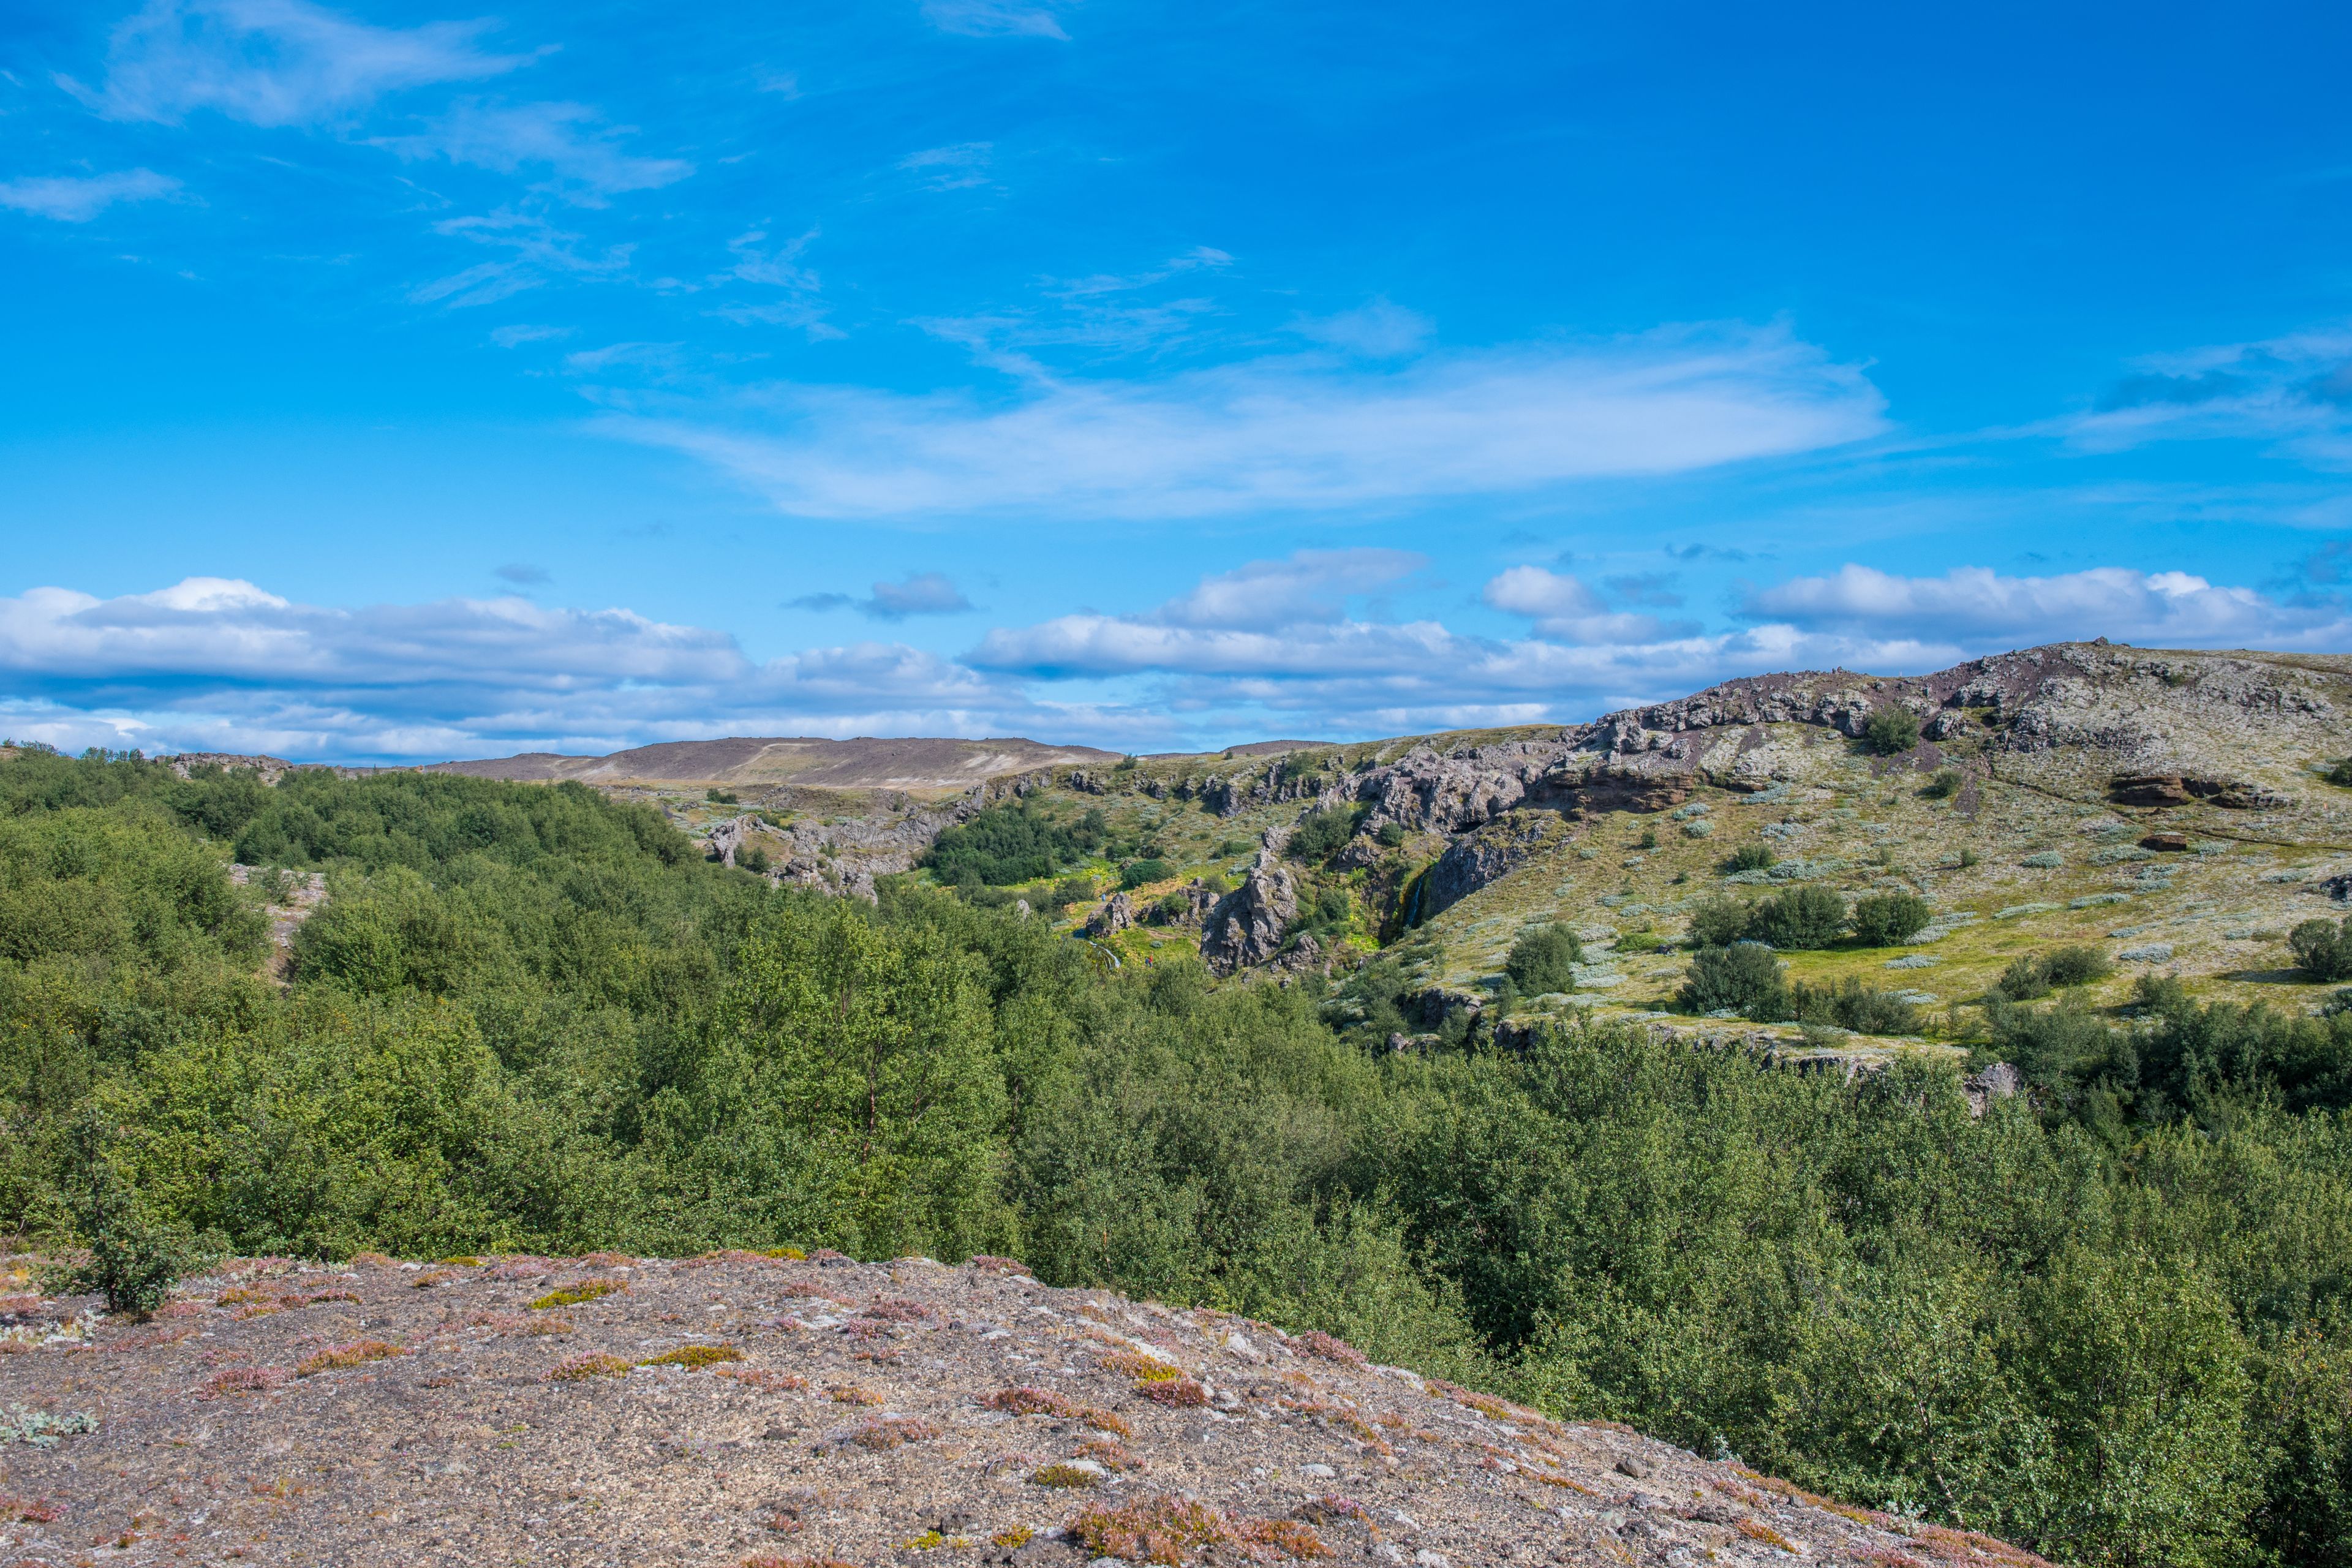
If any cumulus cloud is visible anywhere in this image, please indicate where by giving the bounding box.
[0,577,1035,760]
[1743,564,2351,649]
[62,0,528,127]
[2069,325,2352,469]
[374,100,692,206]
[0,168,182,222]
[1153,549,1423,631]
[1480,564,1691,644]
[790,572,975,620]
[595,322,1887,521]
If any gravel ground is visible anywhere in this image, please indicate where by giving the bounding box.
[0,1251,2049,1568]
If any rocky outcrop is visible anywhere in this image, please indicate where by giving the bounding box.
[1144,881,1221,926]
[1419,811,1577,921]
[2109,774,2291,810]
[1964,1061,2025,1117]
[1080,891,1135,938]
[1200,859,1298,975]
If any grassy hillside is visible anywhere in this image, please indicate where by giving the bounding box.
[6,726,2352,1567]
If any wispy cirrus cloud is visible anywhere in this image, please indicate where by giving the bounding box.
[0,167,183,222]
[918,0,1076,40]
[61,0,529,127]
[2067,325,2352,469]
[593,322,1888,521]
[374,99,692,206]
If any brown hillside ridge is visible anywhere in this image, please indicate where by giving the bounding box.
[429,736,1121,794]
[0,1252,2048,1568]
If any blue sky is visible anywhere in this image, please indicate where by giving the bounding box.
[2,0,2349,761]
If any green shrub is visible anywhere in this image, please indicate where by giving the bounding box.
[1678,942,1790,1017]
[2324,756,2352,788]
[1920,767,1963,799]
[739,845,771,875]
[1215,839,1254,859]
[1120,859,1171,890]
[1849,892,1932,947]
[1687,896,1751,947]
[2042,944,2116,987]
[706,788,739,804]
[1504,925,1583,995]
[1997,954,2052,1000]
[2290,918,2352,981]
[1863,707,1922,755]
[1792,978,1921,1035]
[1747,886,1846,950]
[48,1110,202,1314]
[1724,842,1776,873]
[922,801,1102,886]
[1053,875,1097,910]
[1286,807,1356,864]
[1638,824,1659,850]
[1375,822,1408,848]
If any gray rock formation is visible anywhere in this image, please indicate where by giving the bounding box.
[1963,1061,2025,1117]
[1419,812,1577,921]
[1200,858,1299,975]
[1082,891,1136,938]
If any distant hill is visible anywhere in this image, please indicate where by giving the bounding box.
[427,735,1122,794]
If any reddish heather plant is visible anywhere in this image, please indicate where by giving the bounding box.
[1100,1349,1181,1381]
[197,1366,289,1399]
[1289,1331,1366,1368]
[849,1416,940,1450]
[741,1556,858,1568]
[2,1496,67,1524]
[981,1385,1131,1436]
[827,1383,884,1404]
[1140,1377,1209,1408]
[859,1297,929,1322]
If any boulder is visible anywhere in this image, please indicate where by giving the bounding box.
[1082,891,1136,938]
[2139,832,2189,852]
[1963,1061,2025,1117]
[1199,860,1299,975]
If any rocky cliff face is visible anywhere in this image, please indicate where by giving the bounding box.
[1200,859,1300,975]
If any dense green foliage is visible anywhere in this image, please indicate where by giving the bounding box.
[1286,805,1357,864]
[1850,891,1934,947]
[1679,941,1790,1016]
[2292,919,2352,982]
[9,748,2352,1568]
[1748,885,1850,949]
[1504,925,1583,995]
[919,800,1105,887]
[1724,841,1777,873]
[1864,706,1923,755]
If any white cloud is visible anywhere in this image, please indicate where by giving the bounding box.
[0,577,1039,760]
[375,100,692,206]
[63,0,527,127]
[1153,549,1423,631]
[410,208,635,307]
[898,142,994,192]
[1480,564,1682,645]
[594,322,1887,521]
[1743,564,2351,649]
[0,168,182,222]
[918,0,1074,39]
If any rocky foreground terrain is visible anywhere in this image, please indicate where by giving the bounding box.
[0,1251,2047,1568]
